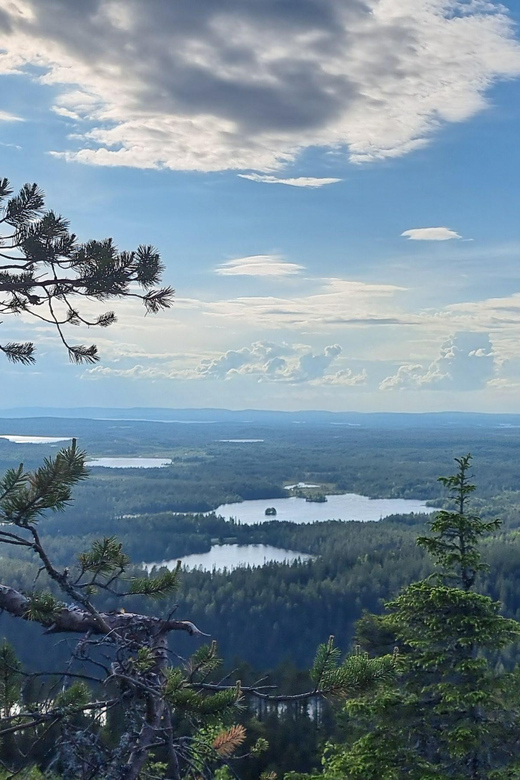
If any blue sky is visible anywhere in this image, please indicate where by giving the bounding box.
[1,0,520,412]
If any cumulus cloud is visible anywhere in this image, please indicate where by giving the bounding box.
[197,342,346,382]
[238,174,342,188]
[401,227,463,241]
[318,368,368,386]
[380,332,496,391]
[280,344,342,382]
[85,340,366,386]
[215,255,304,277]
[1,0,519,171]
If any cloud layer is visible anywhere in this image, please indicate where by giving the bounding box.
[238,174,342,188]
[1,0,520,171]
[179,277,408,327]
[401,227,462,241]
[215,255,304,277]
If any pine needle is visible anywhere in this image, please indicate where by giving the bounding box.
[212,724,246,757]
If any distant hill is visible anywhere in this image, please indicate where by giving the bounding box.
[1,407,520,429]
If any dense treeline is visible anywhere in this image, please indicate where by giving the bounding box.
[2,417,520,517]
[3,516,520,672]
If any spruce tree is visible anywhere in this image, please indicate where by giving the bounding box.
[318,455,520,780]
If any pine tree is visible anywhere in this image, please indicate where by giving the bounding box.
[0,177,174,364]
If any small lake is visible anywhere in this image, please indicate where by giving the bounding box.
[213,493,436,525]
[0,435,72,444]
[218,439,264,443]
[88,457,172,468]
[143,544,314,572]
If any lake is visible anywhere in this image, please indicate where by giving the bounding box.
[213,493,436,525]
[0,435,72,444]
[218,439,264,443]
[88,457,172,468]
[142,544,314,572]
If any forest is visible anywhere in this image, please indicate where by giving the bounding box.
[0,416,520,776]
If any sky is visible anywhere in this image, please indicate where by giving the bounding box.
[1,0,520,412]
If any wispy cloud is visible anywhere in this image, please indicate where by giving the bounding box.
[0,111,23,123]
[182,277,408,327]
[401,227,462,241]
[238,174,342,188]
[215,255,304,277]
[1,1,519,171]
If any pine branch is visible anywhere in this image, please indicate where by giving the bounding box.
[0,342,35,364]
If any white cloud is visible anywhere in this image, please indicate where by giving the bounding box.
[444,292,520,328]
[1,0,519,171]
[0,111,23,122]
[194,341,317,381]
[181,277,408,328]
[279,344,342,382]
[85,340,367,386]
[318,368,367,386]
[401,227,462,241]
[238,174,342,188]
[215,255,304,277]
[380,332,496,391]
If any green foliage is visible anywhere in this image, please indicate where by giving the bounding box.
[188,641,222,681]
[313,456,520,780]
[139,760,169,780]
[54,681,90,712]
[251,737,269,757]
[24,592,64,625]
[78,535,130,575]
[0,769,57,780]
[0,440,88,525]
[320,732,441,780]
[310,637,341,688]
[388,581,519,659]
[0,640,22,718]
[132,646,156,673]
[129,559,181,598]
[164,665,241,717]
[417,454,500,590]
[311,637,395,698]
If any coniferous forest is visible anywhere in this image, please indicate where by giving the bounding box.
[0,412,520,777]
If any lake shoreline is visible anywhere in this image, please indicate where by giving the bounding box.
[209,492,437,526]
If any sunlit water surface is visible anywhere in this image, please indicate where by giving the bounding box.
[88,457,172,468]
[143,544,314,572]
[213,493,436,525]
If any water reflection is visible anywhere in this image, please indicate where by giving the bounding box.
[143,543,314,572]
